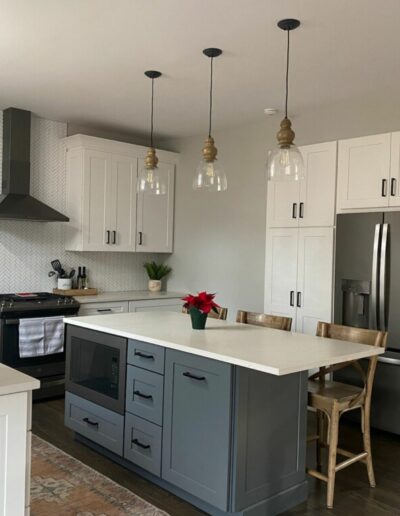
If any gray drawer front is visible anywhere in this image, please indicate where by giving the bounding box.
[124,413,162,476]
[127,340,165,374]
[162,350,232,511]
[126,366,164,426]
[65,392,124,456]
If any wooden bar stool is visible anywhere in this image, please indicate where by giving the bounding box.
[236,310,292,331]
[307,322,387,509]
[182,306,228,320]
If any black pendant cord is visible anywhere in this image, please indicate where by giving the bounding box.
[285,28,290,119]
[208,56,214,138]
[150,77,155,148]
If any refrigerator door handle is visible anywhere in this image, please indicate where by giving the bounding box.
[370,223,381,330]
[379,223,389,331]
[378,356,400,366]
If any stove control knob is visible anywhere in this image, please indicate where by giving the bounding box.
[64,298,69,304]
[57,298,63,304]
[9,300,14,307]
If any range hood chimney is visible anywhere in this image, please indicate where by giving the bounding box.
[0,107,69,221]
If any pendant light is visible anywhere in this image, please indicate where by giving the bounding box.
[193,48,227,192]
[267,19,304,182]
[138,70,167,195]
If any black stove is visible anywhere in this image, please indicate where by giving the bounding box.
[0,292,80,400]
[0,291,79,318]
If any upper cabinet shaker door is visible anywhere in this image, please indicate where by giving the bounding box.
[266,179,300,228]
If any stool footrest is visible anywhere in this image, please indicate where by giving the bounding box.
[335,452,368,472]
[307,468,328,482]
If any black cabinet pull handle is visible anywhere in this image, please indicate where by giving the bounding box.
[83,417,99,427]
[299,202,304,219]
[97,308,112,312]
[290,290,294,307]
[134,390,153,400]
[138,231,143,245]
[112,230,116,244]
[391,178,397,196]
[296,292,302,308]
[132,438,151,449]
[106,230,111,244]
[134,351,154,360]
[183,371,206,381]
[292,203,297,219]
[382,179,388,197]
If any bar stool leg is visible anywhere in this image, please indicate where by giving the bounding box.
[316,410,324,471]
[327,407,339,509]
[362,406,376,487]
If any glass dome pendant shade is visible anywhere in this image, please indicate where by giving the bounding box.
[138,70,167,195]
[193,48,227,192]
[267,19,304,182]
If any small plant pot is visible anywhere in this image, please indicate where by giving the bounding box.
[189,308,208,330]
[148,279,162,292]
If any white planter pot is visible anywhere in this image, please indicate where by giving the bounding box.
[148,279,162,292]
[58,278,72,290]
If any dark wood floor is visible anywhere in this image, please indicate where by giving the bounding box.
[32,398,400,516]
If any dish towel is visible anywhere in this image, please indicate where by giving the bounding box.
[19,318,45,358]
[44,316,65,355]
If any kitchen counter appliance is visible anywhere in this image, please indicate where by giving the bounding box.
[0,292,80,399]
[335,212,400,434]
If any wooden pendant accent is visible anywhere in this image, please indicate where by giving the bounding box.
[202,136,218,162]
[277,117,295,147]
[144,147,159,169]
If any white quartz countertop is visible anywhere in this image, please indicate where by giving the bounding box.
[64,312,384,376]
[75,290,185,304]
[0,364,40,396]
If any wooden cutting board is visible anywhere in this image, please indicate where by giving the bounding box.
[53,288,98,297]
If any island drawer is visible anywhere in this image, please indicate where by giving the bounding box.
[65,392,124,456]
[124,413,162,476]
[126,366,164,426]
[127,340,165,374]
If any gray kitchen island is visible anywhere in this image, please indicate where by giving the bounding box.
[64,312,383,516]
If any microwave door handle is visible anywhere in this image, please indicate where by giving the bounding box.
[379,223,389,331]
[370,223,381,330]
[5,319,19,325]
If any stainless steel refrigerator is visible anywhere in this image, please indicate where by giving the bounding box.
[335,212,400,434]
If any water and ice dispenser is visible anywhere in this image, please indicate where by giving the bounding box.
[341,279,370,328]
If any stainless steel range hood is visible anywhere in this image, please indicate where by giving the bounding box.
[0,107,69,221]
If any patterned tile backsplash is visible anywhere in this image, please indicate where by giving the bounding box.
[0,111,159,293]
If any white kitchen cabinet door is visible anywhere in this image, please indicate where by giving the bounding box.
[389,131,400,207]
[0,392,28,516]
[264,228,298,321]
[82,149,113,251]
[295,227,334,335]
[337,133,391,211]
[136,161,175,252]
[299,142,337,227]
[266,179,300,228]
[110,154,138,251]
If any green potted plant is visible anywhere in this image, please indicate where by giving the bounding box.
[144,261,172,292]
[182,291,220,329]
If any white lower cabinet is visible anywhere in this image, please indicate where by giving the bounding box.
[0,391,29,516]
[129,298,182,313]
[78,301,129,316]
[265,227,334,335]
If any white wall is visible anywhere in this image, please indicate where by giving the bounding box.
[0,112,158,293]
[167,98,400,320]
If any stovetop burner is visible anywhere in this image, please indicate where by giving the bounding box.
[0,291,80,317]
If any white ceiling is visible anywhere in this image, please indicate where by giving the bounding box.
[0,0,399,140]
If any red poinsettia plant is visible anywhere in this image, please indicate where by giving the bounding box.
[182,291,220,315]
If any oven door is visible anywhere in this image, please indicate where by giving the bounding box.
[0,317,66,378]
[65,325,127,414]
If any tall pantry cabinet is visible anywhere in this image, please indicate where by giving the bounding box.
[64,135,177,253]
[264,141,337,335]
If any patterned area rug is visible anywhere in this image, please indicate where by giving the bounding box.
[31,435,169,515]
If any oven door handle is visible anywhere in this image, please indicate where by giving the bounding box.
[5,319,19,326]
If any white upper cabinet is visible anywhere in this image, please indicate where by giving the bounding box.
[267,141,337,228]
[337,133,391,211]
[65,135,177,253]
[389,131,400,207]
[136,160,175,253]
[299,142,337,227]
